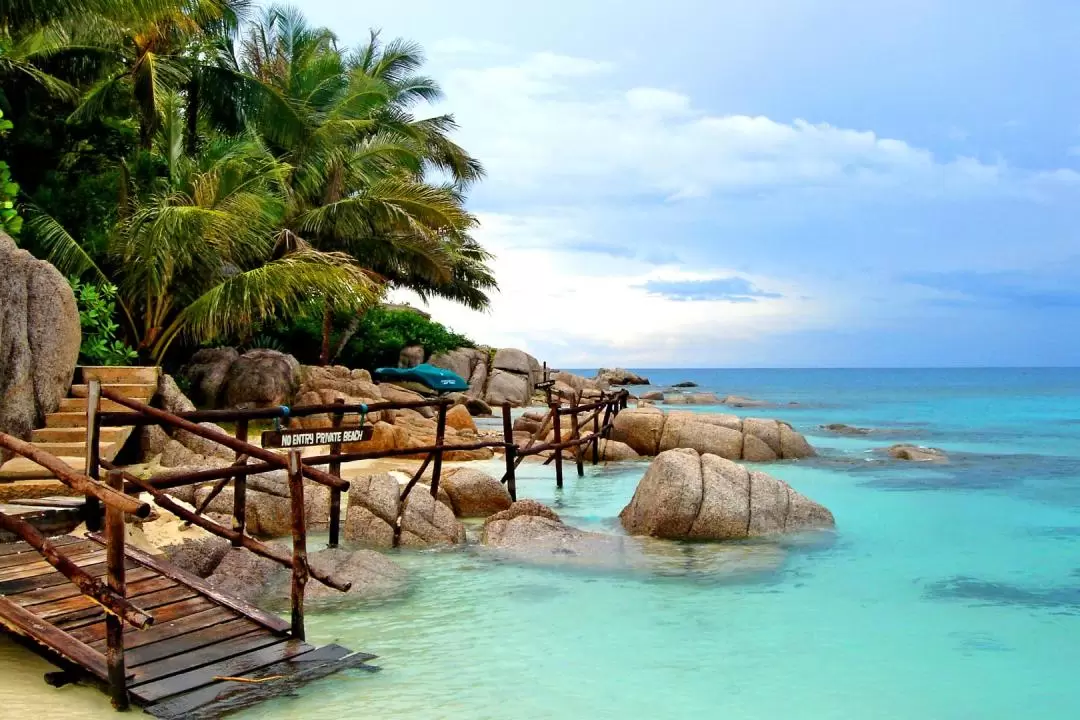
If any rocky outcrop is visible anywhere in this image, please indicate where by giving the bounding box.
[596,368,650,385]
[428,346,489,399]
[207,547,285,602]
[482,499,786,577]
[445,404,477,433]
[619,448,834,540]
[181,347,239,408]
[439,468,512,517]
[343,472,466,547]
[222,349,300,409]
[598,438,641,461]
[485,348,542,407]
[160,535,231,578]
[0,232,81,450]
[672,381,698,388]
[722,395,768,407]
[398,345,424,368]
[821,423,872,436]
[640,390,664,401]
[291,547,407,602]
[885,444,948,462]
[663,392,722,405]
[611,408,815,460]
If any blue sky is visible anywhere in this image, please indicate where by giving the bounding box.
[303,0,1080,367]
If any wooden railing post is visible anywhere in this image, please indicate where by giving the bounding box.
[104,469,128,711]
[287,450,308,641]
[551,403,563,489]
[231,418,249,546]
[328,398,345,548]
[85,378,102,532]
[501,403,516,501]
[592,405,601,465]
[570,408,584,477]
[429,401,448,500]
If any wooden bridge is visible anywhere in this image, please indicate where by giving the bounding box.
[0,367,629,717]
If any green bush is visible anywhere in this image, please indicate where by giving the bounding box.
[70,278,138,366]
[248,304,473,369]
[0,109,22,236]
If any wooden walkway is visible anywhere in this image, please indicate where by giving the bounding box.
[0,535,377,719]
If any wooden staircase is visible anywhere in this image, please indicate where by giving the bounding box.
[0,367,159,482]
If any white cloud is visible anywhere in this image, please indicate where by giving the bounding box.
[436,52,1072,204]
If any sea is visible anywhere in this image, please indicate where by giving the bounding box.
[3,368,1079,719]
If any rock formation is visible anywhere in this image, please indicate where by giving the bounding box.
[821,423,872,436]
[398,344,424,368]
[611,407,815,460]
[619,448,834,540]
[596,368,650,385]
[181,347,239,408]
[439,467,512,517]
[343,472,466,548]
[0,232,81,451]
[222,349,300,409]
[885,444,948,462]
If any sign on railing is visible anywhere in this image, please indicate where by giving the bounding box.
[261,425,373,449]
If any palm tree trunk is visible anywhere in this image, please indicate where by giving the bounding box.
[328,310,364,364]
[319,303,333,366]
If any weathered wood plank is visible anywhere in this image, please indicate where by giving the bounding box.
[130,630,281,685]
[10,567,158,607]
[30,576,175,620]
[0,548,107,582]
[0,536,82,557]
[88,537,291,634]
[124,618,262,668]
[0,539,97,569]
[0,558,137,595]
[0,595,109,680]
[130,639,311,703]
[56,584,194,630]
[142,645,378,720]
[90,607,238,652]
[70,596,217,645]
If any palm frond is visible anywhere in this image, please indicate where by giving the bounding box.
[24,207,111,285]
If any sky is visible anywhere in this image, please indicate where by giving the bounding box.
[303,0,1080,368]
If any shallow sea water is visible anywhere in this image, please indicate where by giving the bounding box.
[4,368,1080,719]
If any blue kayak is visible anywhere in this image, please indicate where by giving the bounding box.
[373,363,469,393]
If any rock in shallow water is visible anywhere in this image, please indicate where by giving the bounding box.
[619,448,835,540]
[885,444,949,462]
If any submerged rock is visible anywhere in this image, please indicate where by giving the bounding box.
[886,444,949,462]
[663,392,722,405]
[611,408,816,460]
[619,448,835,540]
[295,547,407,602]
[821,423,872,436]
[671,381,698,388]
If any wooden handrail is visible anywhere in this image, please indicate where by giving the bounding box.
[0,432,151,519]
[105,461,351,593]
[0,510,153,630]
[97,388,349,492]
[97,397,454,426]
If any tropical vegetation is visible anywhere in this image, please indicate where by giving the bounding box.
[0,0,494,366]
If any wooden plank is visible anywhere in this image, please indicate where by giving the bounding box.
[143,644,378,720]
[124,618,263,668]
[53,583,192,629]
[130,639,312,703]
[0,558,136,595]
[0,595,109,680]
[70,596,217,645]
[11,567,157,607]
[90,607,238,652]
[0,549,107,582]
[130,630,282,685]
[91,538,291,634]
[0,539,97,569]
[30,576,174,620]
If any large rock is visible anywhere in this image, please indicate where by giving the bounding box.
[619,448,834,540]
[398,345,424,368]
[207,547,285,602]
[181,347,239,408]
[598,438,641,461]
[160,535,231,578]
[492,348,535,375]
[482,500,784,577]
[445,404,477,433]
[222,349,300,409]
[596,368,650,385]
[155,373,196,414]
[0,233,80,450]
[298,365,379,400]
[485,368,531,407]
[301,547,407,601]
[343,472,400,548]
[429,346,490,398]
[886,444,948,462]
[398,489,466,547]
[612,408,815,460]
[821,423,872,436]
[663,392,722,405]
[439,468,511,517]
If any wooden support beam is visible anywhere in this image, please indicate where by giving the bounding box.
[104,470,129,710]
[592,405,601,465]
[570,410,584,477]
[501,403,517,501]
[232,419,249,547]
[551,403,563,489]
[429,403,448,501]
[288,451,308,641]
[0,433,150,519]
[98,388,348,492]
[327,399,345,549]
[85,378,102,532]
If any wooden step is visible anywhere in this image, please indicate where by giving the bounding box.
[32,427,128,443]
[80,366,160,386]
[20,441,118,457]
[71,383,156,401]
[0,456,85,480]
[46,412,95,428]
[59,397,136,413]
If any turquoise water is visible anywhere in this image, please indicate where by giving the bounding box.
[240,369,1080,719]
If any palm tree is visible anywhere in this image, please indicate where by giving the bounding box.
[235,6,493,364]
[29,94,378,361]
